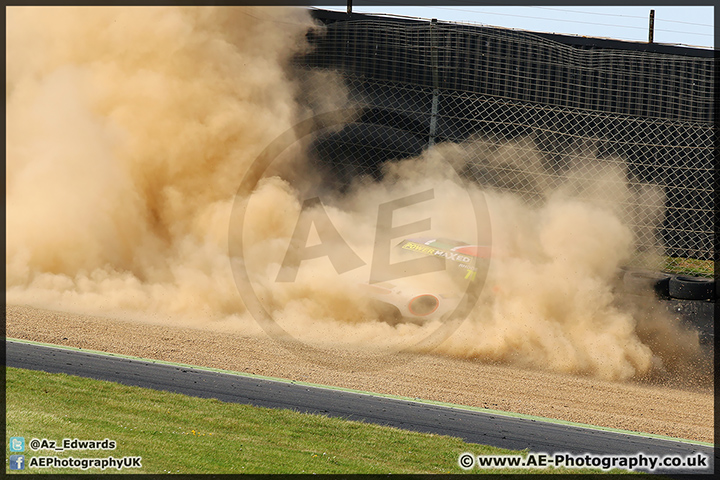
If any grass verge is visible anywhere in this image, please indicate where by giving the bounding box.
[663,257,714,278]
[5,367,625,474]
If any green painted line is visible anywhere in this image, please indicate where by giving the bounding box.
[7,337,714,448]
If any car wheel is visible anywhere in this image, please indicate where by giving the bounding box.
[369,299,405,326]
[668,275,716,301]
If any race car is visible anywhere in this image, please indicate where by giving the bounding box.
[361,237,490,325]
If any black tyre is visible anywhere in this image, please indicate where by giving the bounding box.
[668,275,716,301]
[623,270,671,298]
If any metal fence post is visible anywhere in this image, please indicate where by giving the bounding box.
[648,10,655,43]
[428,18,440,148]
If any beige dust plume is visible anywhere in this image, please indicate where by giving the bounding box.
[377,137,704,382]
[6,6,320,324]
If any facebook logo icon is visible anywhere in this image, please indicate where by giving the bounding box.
[10,455,25,470]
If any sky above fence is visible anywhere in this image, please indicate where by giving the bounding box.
[318,4,714,49]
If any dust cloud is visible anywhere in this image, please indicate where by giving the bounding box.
[6,7,706,383]
[236,137,705,383]
[6,6,319,330]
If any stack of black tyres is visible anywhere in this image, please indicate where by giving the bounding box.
[623,269,716,301]
[668,275,717,301]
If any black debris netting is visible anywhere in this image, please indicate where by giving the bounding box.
[295,11,714,261]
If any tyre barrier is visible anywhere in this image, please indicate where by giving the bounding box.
[668,275,717,301]
[621,269,716,301]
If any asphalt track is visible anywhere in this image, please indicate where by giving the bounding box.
[6,340,715,475]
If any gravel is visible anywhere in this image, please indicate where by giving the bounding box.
[6,304,713,444]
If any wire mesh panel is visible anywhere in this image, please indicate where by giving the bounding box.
[297,13,714,261]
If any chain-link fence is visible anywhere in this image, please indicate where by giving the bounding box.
[295,12,714,262]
